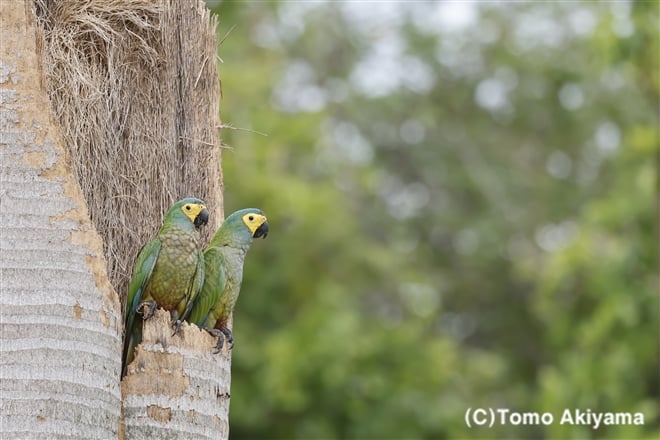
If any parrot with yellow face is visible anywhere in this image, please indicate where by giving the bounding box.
[122,197,209,376]
[187,208,268,353]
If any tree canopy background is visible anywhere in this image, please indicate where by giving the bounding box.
[205,1,658,439]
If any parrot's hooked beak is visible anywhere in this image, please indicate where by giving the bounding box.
[253,221,269,239]
[194,208,210,228]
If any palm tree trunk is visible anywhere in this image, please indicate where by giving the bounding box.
[121,310,231,439]
[0,2,122,438]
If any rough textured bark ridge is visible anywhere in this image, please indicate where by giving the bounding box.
[121,310,231,439]
[0,1,122,438]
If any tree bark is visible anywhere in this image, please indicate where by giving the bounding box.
[121,310,231,439]
[0,2,122,438]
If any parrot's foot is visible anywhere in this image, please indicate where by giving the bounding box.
[219,327,234,350]
[138,300,157,320]
[204,327,234,353]
[172,319,183,336]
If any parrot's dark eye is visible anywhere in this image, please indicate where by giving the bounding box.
[185,205,191,210]
[248,215,254,221]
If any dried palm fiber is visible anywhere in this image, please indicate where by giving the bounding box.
[33,0,224,305]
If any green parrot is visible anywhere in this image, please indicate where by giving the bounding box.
[187,208,268,353]
[122,197,209,376]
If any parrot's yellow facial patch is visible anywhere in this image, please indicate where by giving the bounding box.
[242,213,267,235]
[181,203,207,223]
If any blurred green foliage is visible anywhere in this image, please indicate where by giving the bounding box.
[206,1,658,438]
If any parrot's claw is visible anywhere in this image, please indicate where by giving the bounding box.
[219,327,234,350]
[204,327,233,353]
[138,300,157,320]
[172,319,183,336]
[213,333,224,354]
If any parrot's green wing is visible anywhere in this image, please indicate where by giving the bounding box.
[122,238,161,375]
[177,249,206,323]
[188,246,227,329]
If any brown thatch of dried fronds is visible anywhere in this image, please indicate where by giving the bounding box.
[33,0,224,304]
